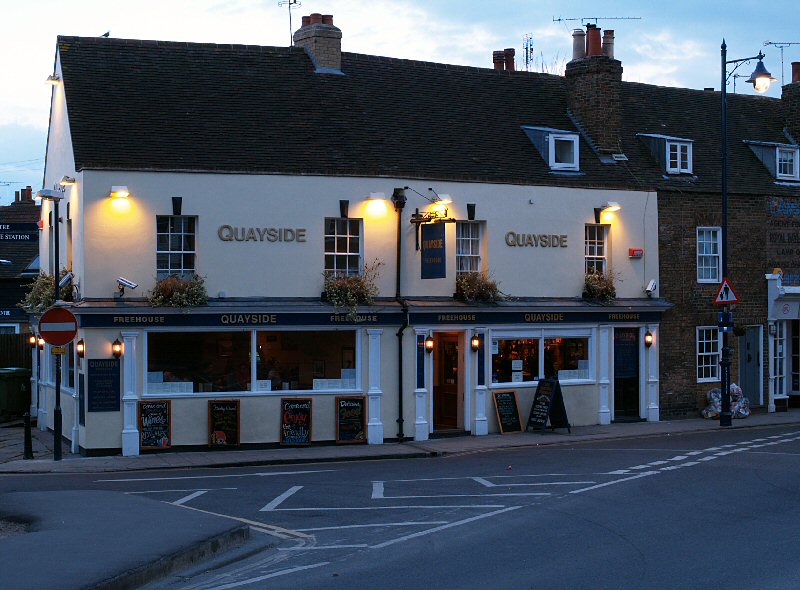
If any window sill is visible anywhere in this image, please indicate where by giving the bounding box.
[143,388,363,399]
[697,378,721,384]
[489,378,595,388]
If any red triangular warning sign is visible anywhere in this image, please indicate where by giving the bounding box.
[714,278,739,305]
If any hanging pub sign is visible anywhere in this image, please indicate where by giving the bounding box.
[421,222,446,279]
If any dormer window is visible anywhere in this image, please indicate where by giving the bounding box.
[777,147,799,180]
[549,134,579,171]
[521,126,581,173]
[666,141,692,174]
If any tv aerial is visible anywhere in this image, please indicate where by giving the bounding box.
[552,16,642,26]
[764,41,800,87]
[278,0,301,46]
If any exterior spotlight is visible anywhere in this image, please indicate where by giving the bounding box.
[745,54,777,94]
[644,331,654,348]
[45,74,60,85]
[425,336,434,353]
[602,201,621,212]
[112,339,123,358]
[76,339,85,358]
[471,334,481,351]
[59,176,76,186]
[29,334,37,348]
[38,337,45,351]
[109,186,129,199]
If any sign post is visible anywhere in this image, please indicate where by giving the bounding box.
[713,278,739,427]
[39,306,78,461]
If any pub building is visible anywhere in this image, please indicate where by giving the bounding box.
[31,17,671,456]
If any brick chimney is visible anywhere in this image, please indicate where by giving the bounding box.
[784,62,800,142]
[504,48,515,72]
[565,25,623,154]
[493,50,505,70]
[293,13,343,74]
[21,186,33,201]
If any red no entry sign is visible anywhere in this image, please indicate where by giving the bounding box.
[39,307,78,346]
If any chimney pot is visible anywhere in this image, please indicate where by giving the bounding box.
[14,190,19,202]
[301,15,310,27]
[322,14,333,25]
[602,29,614,60]
[704,87,715,92]
[310,13,323,24]
[793,61,800,84]
[493,50,506,70]
[504,48,515,71]
[586,24,602,57]
[572,29,586,60]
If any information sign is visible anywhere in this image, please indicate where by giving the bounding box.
[87,359,120,412]
[492,391,522,434]
[208,399,240,447]
[139,400,172,450]
[526,378,571,433]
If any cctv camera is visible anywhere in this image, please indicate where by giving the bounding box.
[58,272,74,288]
[117,277,138,290]
[645,279,657,295]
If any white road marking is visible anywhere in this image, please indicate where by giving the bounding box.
[94,469,334,483]
[371,481,385,499]
[265,504,507,511]
[260,486,303,512]
[379,492,550,499]
[698,456,718,461]
[393,473,569,483]
[296,521,449,532]
[649,461,669,466]
[570,471,659,494]
[606,469,630,475]
[279,544,369,550]
[669,455,688,461]
[205,562,329,589]
[172,490,208,506]
[471,477,592,487]
[172,503,310,539]
[125,487,237,494]
[686,451,703,456]
[628,465,651,470]
[371,506,522,549]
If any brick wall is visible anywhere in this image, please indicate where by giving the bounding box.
[293,23,342,71]
[565,56,623,153]
[658,190,774,418]
[784,81,800,141]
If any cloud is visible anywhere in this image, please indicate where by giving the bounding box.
[621,29,713,87]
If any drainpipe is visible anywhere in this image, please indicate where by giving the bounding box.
[392,188,408,441]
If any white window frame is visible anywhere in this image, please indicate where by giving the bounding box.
[666,141,692,174]
[696,227,721,284]
[585,224,608,274]
[776,147,799,181]
[156,215,197,279]
[548,134,579,171]
[696,326,721,383]
[774,321,786,397]
[456,221,481,276]
[324,217,363,277]
[0,324,20,334]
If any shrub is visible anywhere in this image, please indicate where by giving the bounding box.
[18,270,74,312]
[148,274,208,307]
[323,259,383,320]
[582,270,617,303]
[455,271,503,303]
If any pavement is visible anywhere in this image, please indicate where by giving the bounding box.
[1,409,799,589]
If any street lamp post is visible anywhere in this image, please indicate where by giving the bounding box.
[35,188,64,459]
[719,40,776,427]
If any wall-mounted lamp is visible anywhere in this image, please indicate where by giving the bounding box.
[45,74,60,85]
[29,334,37,348]
[594,201,621,223]
[112,339,123,359]
[59,176,76,186]
[471,334,481,351]
[425,336,434,353]
[76,339,85,358]
[109,186,129,199]
[339,199,349,218]
[644,331,654,348]
[38,337,45,351]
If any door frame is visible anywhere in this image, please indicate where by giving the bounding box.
[610,325,647,420]
[738,324,764,406]
[428,330,470,433]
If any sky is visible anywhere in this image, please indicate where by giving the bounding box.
[1,0,798,205]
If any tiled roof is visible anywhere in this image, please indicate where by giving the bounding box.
[56,36,799,195]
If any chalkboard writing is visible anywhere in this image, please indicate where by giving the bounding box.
[87,359,120,412]
[336,396,366,444]
[527,378,571,433]
[208,399,240,447]
[281,398,312,446]
[139,400,171,450]
[493,391,522,434]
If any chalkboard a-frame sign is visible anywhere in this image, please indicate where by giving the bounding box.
[139,400,171,450]
[335,396,366,444]
[493,391,523,434]
[526,378,571,433]
[208,399,240,447]
[281,398,312,446]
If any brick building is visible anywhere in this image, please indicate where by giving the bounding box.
[0,187,40,333]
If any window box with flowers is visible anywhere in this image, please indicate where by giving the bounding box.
[455,271,503,303]
[582,270,617,303]
[148,274,208,307]
[322,259,383,320]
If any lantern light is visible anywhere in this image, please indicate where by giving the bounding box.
[112,338,123,358]
[644,331,654,348]
[425,336,434,353]
[471,335,481,351]
[38,337,45,351]
[76,339,85,358]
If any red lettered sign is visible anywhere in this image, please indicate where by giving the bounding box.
[39,307,78,346]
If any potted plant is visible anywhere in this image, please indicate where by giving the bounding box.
[455,271,503,303]
[148,274,209,307]
[582,269,617,303]
[322,259,383,320]
[18,270,74,312]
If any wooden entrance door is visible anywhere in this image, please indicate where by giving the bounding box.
[614,327,640,420]
[433,333,459,430]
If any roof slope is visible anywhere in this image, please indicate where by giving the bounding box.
[56,35,797,194]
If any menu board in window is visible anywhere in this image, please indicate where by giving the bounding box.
[335,396,366,444]
[492,390,522,434]
[139,400,171,450]
[281,398,312,446]
[208,399,240,447]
